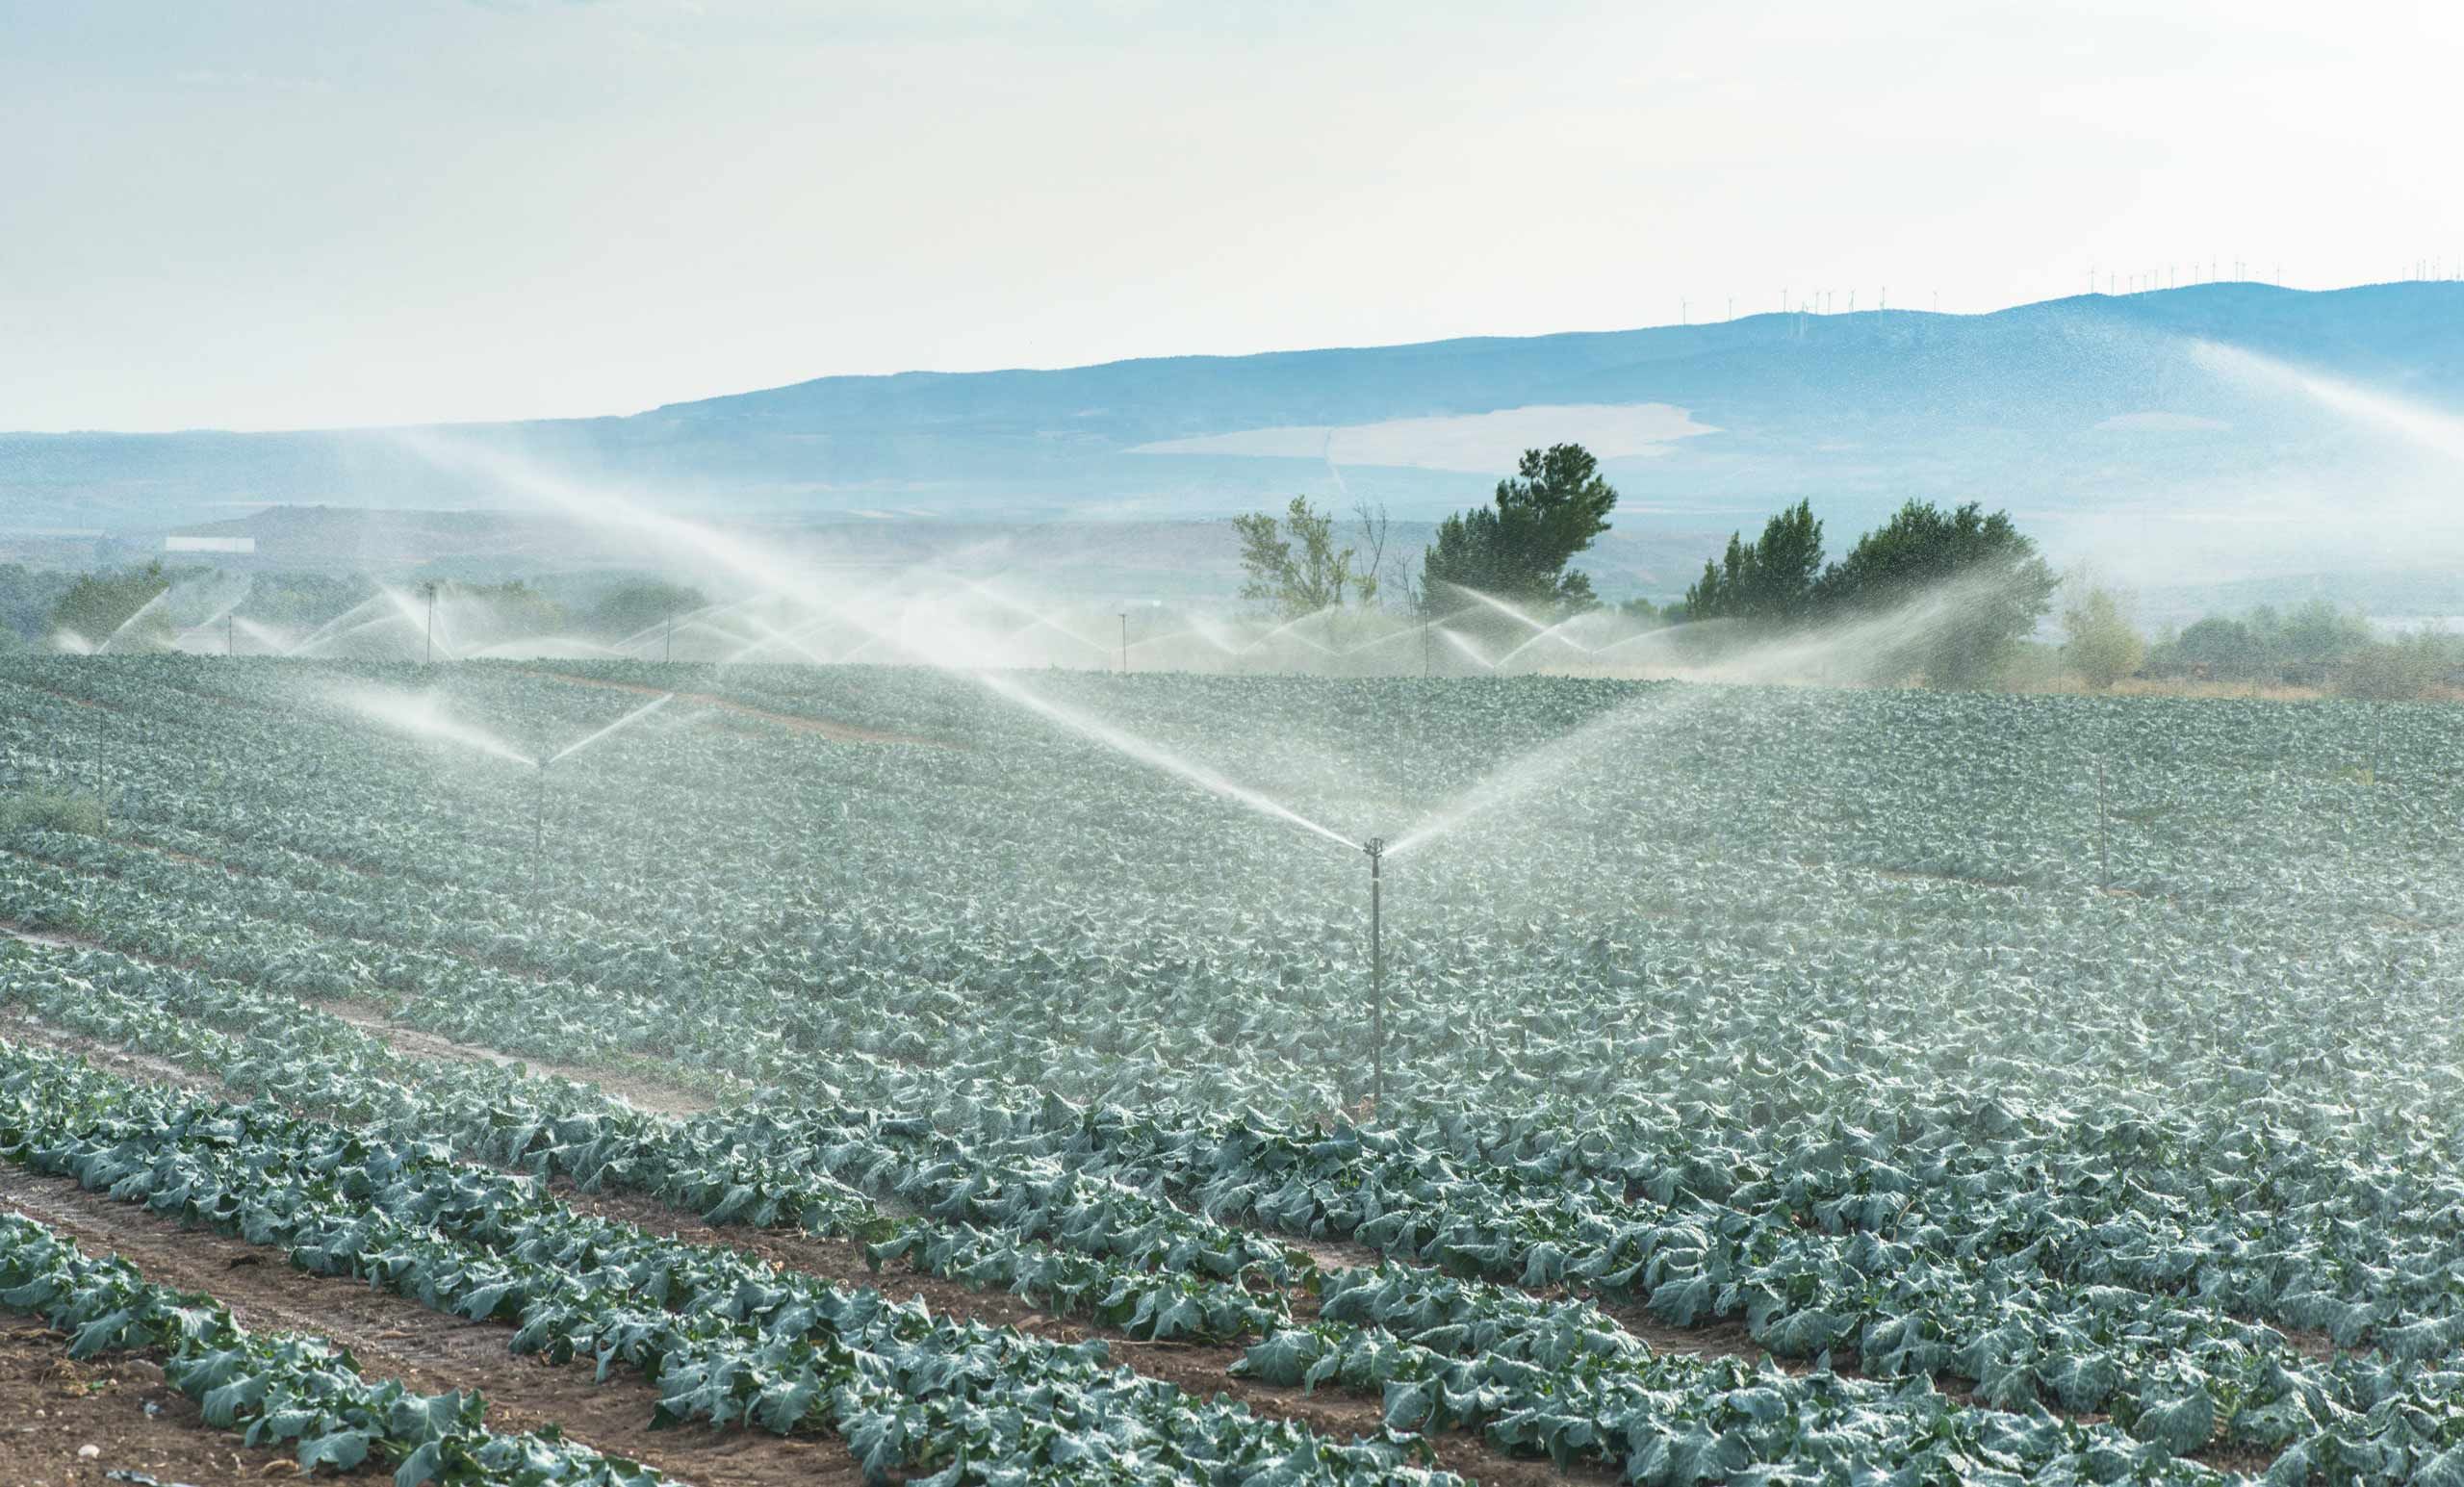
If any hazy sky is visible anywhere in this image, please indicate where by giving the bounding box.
[6,0,2459,432]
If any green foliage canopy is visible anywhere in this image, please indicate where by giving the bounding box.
[1420,444,1617,612]
[1683,500,1825,623]
[1232,497,1375,618]
[1816,500,2058,685]
[2061,583,2146,690]
[47,560,173,651]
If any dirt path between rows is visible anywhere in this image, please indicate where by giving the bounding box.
[0,1021,1588,1481]
[523,1180,1598,1486]
[3,681,112,712]
[0,1159,1592,1487]
[1,924,725,1118]
[0,1165,848,1487]
[7,922,1758,1430]
[133,816,387,881]
[304,988,1754,1408]
[0,1310,311,1487]
[526,670,960,750]
[0,1020,223,1100]
[308,998,720,1116]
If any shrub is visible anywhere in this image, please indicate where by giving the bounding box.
[2335,634,2449,702]
[0,791,108,835]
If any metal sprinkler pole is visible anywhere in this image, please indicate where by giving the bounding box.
[665,616,674,665]
[532,762,547,901]
[424,583,436,665]
[1119,612,1129,675]
[2095,755,2110,888]
[227,613,234,657]
[1364,836,1386,1112]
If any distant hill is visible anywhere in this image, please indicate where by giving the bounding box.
[8,281,2464,597]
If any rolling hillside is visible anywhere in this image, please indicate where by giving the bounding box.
[8,280,2464,599]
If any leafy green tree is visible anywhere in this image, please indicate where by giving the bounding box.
[48,561,174,651]
[2337,632,2451,701]
[1419,444,1617,611]
[1683,500,1824,622]
[1816,500,2057,686]
[1620,595,1673,628]
[2060,579,2145,689]
[0,564,78,648]
[2161,616,2265,679]
[2264,600,2374,680]
[1232,497,1373,618]
[237,573,376,630]
[2148,602,2379,684]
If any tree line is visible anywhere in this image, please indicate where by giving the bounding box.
[2099,597,2454,700]
[1667,496,2059,684]
[0,565,706,654]
[1235,442,2064,685]
[1236,450,2456,696]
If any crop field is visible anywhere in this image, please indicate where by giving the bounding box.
[1,653,2460,1485]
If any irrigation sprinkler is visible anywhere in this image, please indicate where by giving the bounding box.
[422,582,438,665]
[1119,612,1129,675]
[1363,835,1386,1112]
[665,615,674,665]
[227,613,235,657]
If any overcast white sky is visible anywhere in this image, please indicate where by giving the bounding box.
[4,0,2459,432]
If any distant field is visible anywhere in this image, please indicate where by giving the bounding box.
[1,655,2460,1484]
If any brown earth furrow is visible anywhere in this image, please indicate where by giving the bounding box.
[545,1183,1597,1486]
[9,918,1754,1432]
[0,1164,844,1487]
[0,918,726,1116]
[5,682,113,712]
[307,998,719,1116]
[2,842,623,988]
[1,1156,1594,1487]
[0,1040,1586,1482]
[0,1310,303,1487]
[4,925,90,953]
[0,1019,225,1100]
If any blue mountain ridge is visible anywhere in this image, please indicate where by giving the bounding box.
[6,282,2460,577]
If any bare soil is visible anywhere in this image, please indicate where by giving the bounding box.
[0,1311,298,1487]
[13,685,110,712]
[0,923,721,1117]
[0,1159,1596,1486]
[117,840,240,877]
[4,925,90,954]
[0,1165,860,1487]
[0,1019,225,1099]
[0,965,2206,1472]
[0,1007,1625,1480]
[308,999,718,1116]
[549,1183,1600,1486]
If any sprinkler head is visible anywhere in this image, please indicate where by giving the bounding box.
[1362,835,1385,861]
